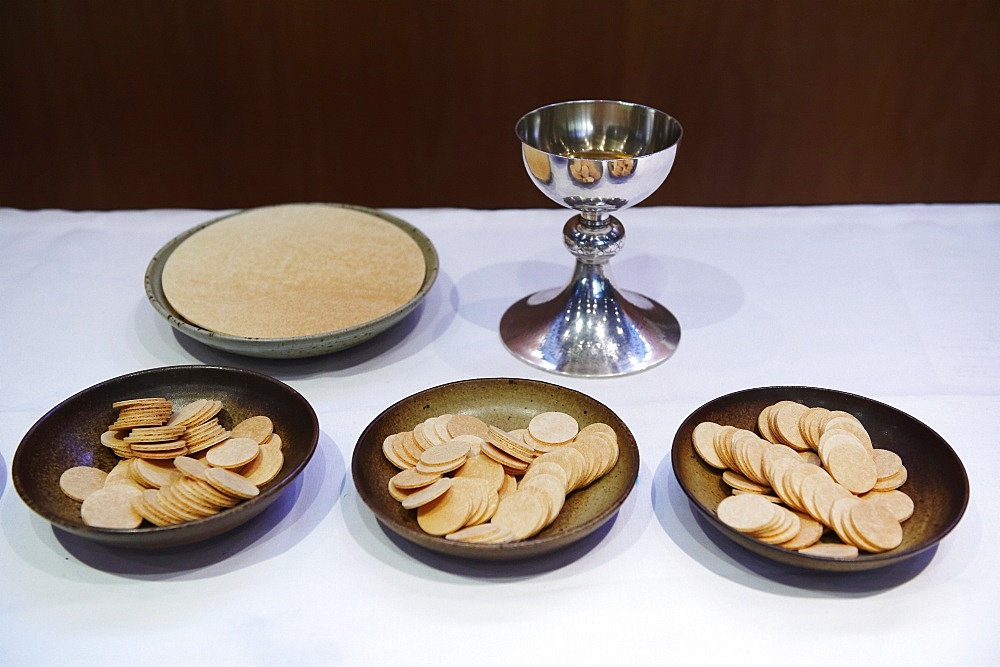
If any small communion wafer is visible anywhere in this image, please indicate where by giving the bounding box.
[205,437,261,469]
[798,542,860,559]
[416,487,474,536]
[527,411,579,445]
[445,523,514,543]
[80,486,143,529]
[230,415,274,444]
[446,414,490,440]
[491,490,549,540]
[59,466,109,501]
[204,467,260,499]
[240,443,284,486]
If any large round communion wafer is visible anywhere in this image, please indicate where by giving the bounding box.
[148,203,438,358]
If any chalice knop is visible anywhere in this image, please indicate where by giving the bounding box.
[501,100,683,377]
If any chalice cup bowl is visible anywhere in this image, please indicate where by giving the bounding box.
[501,100,683,377]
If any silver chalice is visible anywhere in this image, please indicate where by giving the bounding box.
[501,100,683,377]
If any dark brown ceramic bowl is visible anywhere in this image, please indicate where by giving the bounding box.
[13,365,319,548]
[672,386,969,572]
[352,378,640,560]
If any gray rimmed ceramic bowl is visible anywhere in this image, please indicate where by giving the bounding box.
[672,386,969,572]
[352,377,640,560]
[13,365,319,548]
[144,203,439,358]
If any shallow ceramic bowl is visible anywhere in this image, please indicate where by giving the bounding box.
[13,365,319,548]
[672,386,969,572]
[353,378,640,560]
[144,203,439,358]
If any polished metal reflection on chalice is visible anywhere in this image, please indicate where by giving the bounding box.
[501,100,683,377]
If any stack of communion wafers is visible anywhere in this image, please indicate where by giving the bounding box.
[59,397,285,529]
[383,411,619,543]
[693,400,913,558]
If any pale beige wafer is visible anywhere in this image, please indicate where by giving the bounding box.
[872,465,908,491]
[769,401,811,451]
[131,458,184,489]
[798,406,831,449]
[417,487,474,536]
[527,411,579,445]
[829,496,863,547]
[400,477,453,509]
[112,397,170,409]
[522,460,570,490]
[103,459,135,487]
[722,470,771,494]
[860,489,914,522]
[806,476,855,527]
[445,523,514,543]
[410,421,437,450]
[446,414,490,440]
[716,493,782,534]
[240,443,284,486]
[798,542,860,558]
[205,437,261,469]
[761,443,801,482]
[498,473,518,499]
[203,467,260,499]
[183,417,222,439]
[141,488,189,524]
[453,452,506,491]
[777,510,824,550]
[480,440,529,472]
[533,447,586,492]
[230,415,274,445]
[431,414,455,442]
[712,425,741,471]
[131,446,189,460]
[124,424,187,442]
[179,476,239,508]
[491,490,549,540]
[692,421,727,469]
[730,431,769,486]
[382,432,414,469]
[872,448,904,480]
[398,431,425,463]
[80,486,143,529]
[757,404,778,443]
[164,398,209,427]
[132,492,177,526]
[184,428,231,455]
[170,480,227,515]
[822,433,877,494]
[418,440,472,468]
[824,414,873,450]
[388,477,415,502]
[100,430,133,456]
[754,506,801,544]
[848,500,903,552]
[390,467,443,490]
[264,432,283,450]
[519,474,566,526]
[128,439,188,453]
[59,466,109,501]
[155,486,210,521]
[448,477,493,526]
[581,430,619,477]
[566,438,602,488]
[486,426,535,463]
[159,483,217,518]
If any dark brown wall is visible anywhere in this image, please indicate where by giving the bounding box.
[2,0,998,210]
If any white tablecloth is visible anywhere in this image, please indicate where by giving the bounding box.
[1,204,998,664]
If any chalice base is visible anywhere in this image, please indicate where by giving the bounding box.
[499,264,680,377]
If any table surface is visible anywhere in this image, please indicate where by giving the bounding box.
[1,204,998,665]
